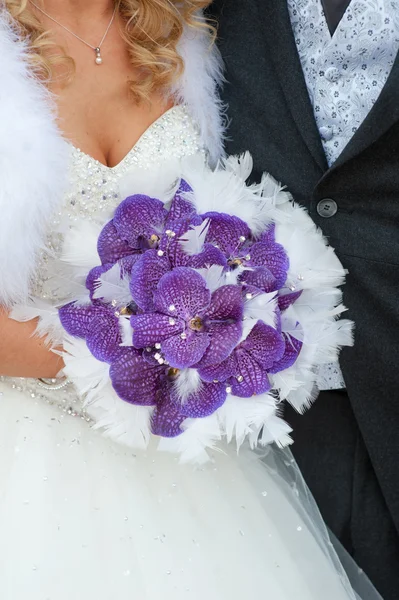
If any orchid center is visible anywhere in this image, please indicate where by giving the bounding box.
[148,233,160,248]
[167,367,180,380]
[119,302,136,316]
[228,257,243,269]
[189,316,204,332]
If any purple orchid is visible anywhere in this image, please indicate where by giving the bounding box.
[59,301,124,363]
[198,321,287,398]
[96,180,197,271]
[151,379,227,437]
[196,213,289,293]
[109,347,227,437]
[58,179,307,444]
[131,267,244,370]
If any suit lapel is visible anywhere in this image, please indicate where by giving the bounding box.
[332,52,399,170]
[257,0,328,172]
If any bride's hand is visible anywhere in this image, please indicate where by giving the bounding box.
[0,310,64,378]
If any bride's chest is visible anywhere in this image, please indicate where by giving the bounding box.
[52,63,169,169]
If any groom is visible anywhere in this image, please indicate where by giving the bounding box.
[209,1,399,598]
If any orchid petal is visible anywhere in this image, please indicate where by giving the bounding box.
[203,212,251,255]
[269,335,303,374]
[119,253,142,277]
[97,221,134,265]
[259,224,276,245]
[165,179,196,227]
[248,242,289,288]
[197,354,237,383]
[231,349,271,398]
[239,266,277,293]
[151,392,186,438]
[161,330,210,370]
[131,313,183,348]
[86,264,113,299]
[130,250,171,311]
[114,195,168,248]
[171,381,227,418]
[159,218,199,268]
[241,321,285,369]
[205,285,244,321]
[278,291,303,312]
[86,311,123,363]
[109,348,162,405]
[196,321,242,369]
[154,267,211,320]
[188,244,227,269]
[59,302,110,338]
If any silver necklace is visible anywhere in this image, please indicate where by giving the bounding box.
[30,2,117,65]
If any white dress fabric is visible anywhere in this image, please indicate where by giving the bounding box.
[0,106,380,599]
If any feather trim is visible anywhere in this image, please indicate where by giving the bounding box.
[0,11,69,306]
[173,15,226,167]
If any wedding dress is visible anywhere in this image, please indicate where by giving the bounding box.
[0,104,382,600]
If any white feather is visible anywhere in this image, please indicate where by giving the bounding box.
[243,292,279,329]
[10,297,64,346]
[217,394,277,449]
[254,414,293,449]
[179,220,209,256]
[91,386,153,451]
[119,160,181,205]
[174,369,202,403]
[61,221,101,268]
[158,414,222,465]
[173,16,226,166]
[270,371,304,402]
[287,382,319,414]
[222,152,254,181]
[92,263,132,305]
[62,336,110,399]
[63,336,152,449]
[0,13,69,306]
[178,154,295,237]
[195,264,224,292]
[119,316,134,347]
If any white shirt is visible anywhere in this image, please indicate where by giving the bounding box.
[287,0,399,389]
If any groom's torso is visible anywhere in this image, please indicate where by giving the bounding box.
[210,0,399,532]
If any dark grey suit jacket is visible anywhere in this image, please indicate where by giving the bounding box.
[209,0,399,538]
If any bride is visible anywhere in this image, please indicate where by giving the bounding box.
[0,1,381,598]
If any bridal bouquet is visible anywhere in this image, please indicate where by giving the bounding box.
[57,155,352,463]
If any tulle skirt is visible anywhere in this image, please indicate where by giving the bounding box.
[0,384,381,599]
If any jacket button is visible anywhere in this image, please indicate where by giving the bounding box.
[317,198,338,218]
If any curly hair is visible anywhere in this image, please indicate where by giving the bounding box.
[5,0,213,101]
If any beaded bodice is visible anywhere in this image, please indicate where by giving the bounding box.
[2,105,205,413]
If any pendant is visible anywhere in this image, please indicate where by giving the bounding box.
[95,47,103,65]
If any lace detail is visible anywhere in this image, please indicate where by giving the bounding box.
[3,105,205,408]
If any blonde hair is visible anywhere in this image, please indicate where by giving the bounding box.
[5,0,213,101]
